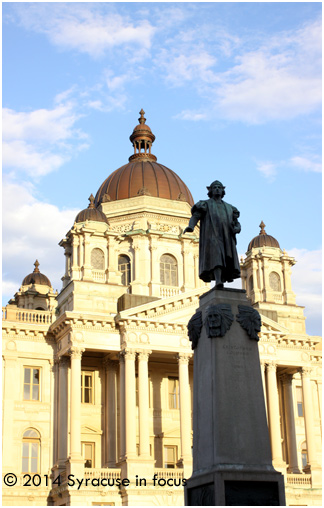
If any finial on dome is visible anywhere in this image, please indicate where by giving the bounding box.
[129,109,157,162]
[259,221,266,235]
[139,109,146,124]
[34,260,40,273]
[88,194,95,209]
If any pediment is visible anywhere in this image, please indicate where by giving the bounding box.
[117,286,208,324]
[81,425,103,435]
[260,314,290,334]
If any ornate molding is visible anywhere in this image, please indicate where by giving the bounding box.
[177,352,192,364]
[68,346,85,360]
[187,311,202,349]
[236,305,261,341]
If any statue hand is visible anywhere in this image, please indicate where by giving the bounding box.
[183,227,194,234]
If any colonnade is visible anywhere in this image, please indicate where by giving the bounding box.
[260,361,319,474]
[55,347,193,473]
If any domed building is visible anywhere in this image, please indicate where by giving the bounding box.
[2,113,322,507]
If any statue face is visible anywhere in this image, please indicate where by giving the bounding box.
[208,311,222,334]
[210,182,223,198]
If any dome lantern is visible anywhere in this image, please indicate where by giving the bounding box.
[129,109,157,162]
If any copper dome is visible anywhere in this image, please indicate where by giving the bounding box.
[75,195,108,224]
[22,260,52,287]
[95,110,194,207]
[248,221,280,251]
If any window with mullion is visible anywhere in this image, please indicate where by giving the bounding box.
[23,367,40,401]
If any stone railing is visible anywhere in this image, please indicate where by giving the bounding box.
[2,307,54,325]
[92,270,105,282]
[154,468,184,479]
[286,473,312,486]
[84,468,121,480]
[160,286,181,298]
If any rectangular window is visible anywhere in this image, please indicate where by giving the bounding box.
[164,445,177,468]
[301,451,307,469]
[23,367,40,401]
[81,372,94,404]
[168,377,179,409]
[296,386,304,417]
[82,442,94,468]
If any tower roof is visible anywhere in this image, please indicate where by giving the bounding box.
[75,194,108,224]
[247,221,281,251]
[95,110,194,206]
[22,260,52,287]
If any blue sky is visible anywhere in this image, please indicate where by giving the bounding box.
[2,1,322,335]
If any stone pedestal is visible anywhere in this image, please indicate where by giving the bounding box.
[185,288,285,506]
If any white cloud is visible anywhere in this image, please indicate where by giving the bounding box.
[2,179,79,301]
[3,104,88,177]
[157,17,321,123]
[287,248,322,336]
[174,110,207,121]
[10,4,156,58]
[256,161,277,180]
[290,156,322,173]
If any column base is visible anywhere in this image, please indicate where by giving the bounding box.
[185,467,286,506]
[304,464,322,487]
[66,456,84,477]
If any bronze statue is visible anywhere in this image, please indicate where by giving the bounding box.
[184,180,241,288]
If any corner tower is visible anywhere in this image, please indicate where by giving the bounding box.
[240,221,306,334]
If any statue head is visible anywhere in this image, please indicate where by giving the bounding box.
[207,180,226,199]
[205,304,233,338]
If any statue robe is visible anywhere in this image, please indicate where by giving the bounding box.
[188,198,241,283]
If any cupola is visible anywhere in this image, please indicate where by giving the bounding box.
[95,110,194,206]
[22,260,52,287]
[247,221,280,251]
[75,194,108,224]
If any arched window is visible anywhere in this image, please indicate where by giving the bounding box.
[22,429,40,473]
[91,248,104,270]
[160,254,178,286]
[118,255,131,286]
[269,271,281,291]
[249,275,253,292]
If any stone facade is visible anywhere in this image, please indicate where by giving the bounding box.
[2,118,322,506]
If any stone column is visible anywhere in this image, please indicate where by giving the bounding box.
[281,374,299,473]
[260,360,268,421]
[83,233,92,280]
[300,368,319,471]
[119,352,126,460]
[124,350,137,459]
[104,358,118,467]
[138,351,151,458]
[57,356,69,468]
[266,362,284,469]
[2,355,16,471]
[69,347,84,460]
[178,353,193,476]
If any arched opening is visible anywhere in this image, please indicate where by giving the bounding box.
[22,429,40,473]
[160,254,178,286]
[91,248,105,270]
